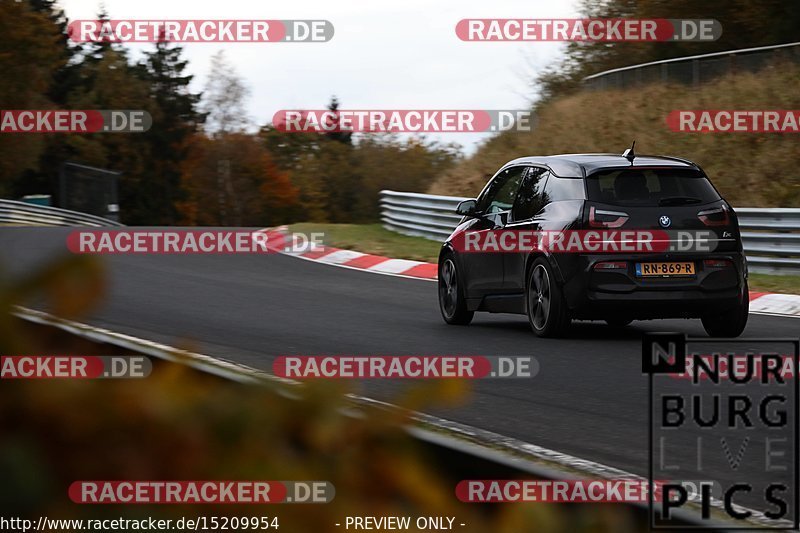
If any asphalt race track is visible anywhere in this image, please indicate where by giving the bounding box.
[3,228,799,517]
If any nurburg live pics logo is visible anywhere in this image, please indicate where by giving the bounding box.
[643,332,800,529]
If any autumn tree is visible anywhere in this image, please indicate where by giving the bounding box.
[0,0,65,195]
[134,38,205,224]
[179,52,298,226]
[64,22,156,223]
[260,100,461,223]
[10,0,88,200]
[178,133,297,226]
[202,51,250,135]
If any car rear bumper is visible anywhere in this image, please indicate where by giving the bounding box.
[559,252,747,319]
[574,288,742,319]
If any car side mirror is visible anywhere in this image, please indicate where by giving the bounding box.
[456,199,478,217]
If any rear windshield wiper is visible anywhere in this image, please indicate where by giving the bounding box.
[658,196,703,206]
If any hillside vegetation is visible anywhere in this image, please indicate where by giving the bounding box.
[430,63,800,207]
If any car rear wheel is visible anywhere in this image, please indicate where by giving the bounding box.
[527,258,570,337]
[701,283,749,337]
[438,254,474,325]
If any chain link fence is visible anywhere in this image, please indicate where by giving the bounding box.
[583,41,800,90]
[59,162,121,222]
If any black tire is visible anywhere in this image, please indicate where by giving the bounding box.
[526,257,570,337]
[605,318,633,328]
[438,253,474,325]
[701,283,749,337]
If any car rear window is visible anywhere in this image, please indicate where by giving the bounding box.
[585,168,721,207]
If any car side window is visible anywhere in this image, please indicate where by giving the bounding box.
[543,174,586,202]
[511,168,549,221]
[478,166,527,214]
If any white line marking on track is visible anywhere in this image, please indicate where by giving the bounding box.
[750,293,800,319]
[315,249,366,265]
[366,258,426,273]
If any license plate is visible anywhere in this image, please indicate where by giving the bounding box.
[635,262,695,277]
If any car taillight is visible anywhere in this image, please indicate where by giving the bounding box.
[589,207,629,228]
[593,261,627,271]
[703,259,733,269]
[697,205,730,227]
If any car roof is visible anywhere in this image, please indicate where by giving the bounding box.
[504,153,700,178]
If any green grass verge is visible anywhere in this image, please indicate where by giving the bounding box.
[749,273,800,296]
[289,223,442,263]
[289,223,800,295]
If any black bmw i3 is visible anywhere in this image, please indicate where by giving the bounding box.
[438,148,749,337]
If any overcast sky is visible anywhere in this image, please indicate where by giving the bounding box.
[57,0,580,152]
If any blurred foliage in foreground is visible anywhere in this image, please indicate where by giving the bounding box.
[0,253,643,532]
[430,62,800,208]
[0,254,106,355]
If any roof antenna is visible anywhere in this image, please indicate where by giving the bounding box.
[622,141,636,164]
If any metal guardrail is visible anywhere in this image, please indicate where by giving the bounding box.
[380,191,465,240]
[0,199,124,227]
[379,190,800,275]
[582,41,800,91]
[736,208,800,275]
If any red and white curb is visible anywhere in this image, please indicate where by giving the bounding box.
[748,292,800,318]
[261,226,437,281]
[262,227,800,318]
